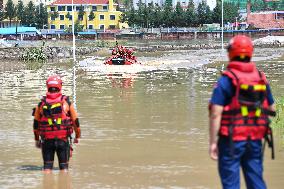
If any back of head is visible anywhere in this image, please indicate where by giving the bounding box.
[227,35,254,63]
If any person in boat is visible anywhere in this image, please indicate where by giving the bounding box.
[32,75,81,172]
[208,35,276,189]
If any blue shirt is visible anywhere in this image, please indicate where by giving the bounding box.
[210,75,274,106]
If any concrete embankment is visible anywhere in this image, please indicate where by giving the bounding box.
[0,39,283,60]
[0,46,101,60]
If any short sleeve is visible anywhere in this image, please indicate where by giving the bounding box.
[266,84,274,105]
[210,76,235,106]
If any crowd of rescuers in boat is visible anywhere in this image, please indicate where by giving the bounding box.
[111,44,137,62]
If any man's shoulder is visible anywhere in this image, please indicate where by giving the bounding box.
[217,75,233,88]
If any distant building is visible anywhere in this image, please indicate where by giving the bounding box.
[132,0,216,10]
[224,0,284,12]
[247,10,284,29]
[47,0,124,30]
[2,0,52,6]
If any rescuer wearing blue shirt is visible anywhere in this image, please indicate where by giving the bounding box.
[209,35,276,189]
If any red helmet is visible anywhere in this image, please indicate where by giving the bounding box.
[227,35,253,61]
[46,75,62,91]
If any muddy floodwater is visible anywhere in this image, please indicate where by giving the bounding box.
[0,47,284,189]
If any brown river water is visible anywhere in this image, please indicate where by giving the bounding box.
[0,47,283,189]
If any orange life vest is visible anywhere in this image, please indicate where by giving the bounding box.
[39,95,73,140]
[220,61,274,141]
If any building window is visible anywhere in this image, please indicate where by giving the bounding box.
[60,15,64,20]
[78,15,83,21]
[88,25,93,29]
[68,15,72,20]
[58,6,65,11]
[100,25,104,30]
[51,25,56,29]
[109,25,115,29]
[51,15,55,20]
[103,6,108,11]
[110,15,115,20]
[92,6,97,11]
[67,6,72,11]
[100,15,104,20]
[76,6,84,11]
[50,7,55,11]
[69,25,72,28]
[60,25,65,29]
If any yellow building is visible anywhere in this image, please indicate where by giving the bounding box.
[47,0,123,30]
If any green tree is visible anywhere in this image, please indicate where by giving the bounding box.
[74,19,83,33]
[24,1,36,26]
[122,0,133,9]
[35,3,48,29]
[49,11,59,21]
[223,2,239,23]
[122,5,136,27]
[78,5,86,29]
[0,10,5,21]
[185,0,197,27]
[162,2,173,27]
[147,2,156,28]
[5,0,16,26]
[212,0,221,24]
[153,3,163,27]
[78,5,85,21]
[65,12,71,20]
[173,2,185,27]
[197,0,212,25]
[16,0,25,25]
[88,10,95,21]
[136,0,145,27]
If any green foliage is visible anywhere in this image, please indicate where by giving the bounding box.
[5,0,16,26]
[163,2,173,27]
[35,3,48,29]
[95,40,109,47]
[22,47,47,64]
[272,96,284,129]
[185,0,197,27]
[64,20,83,33]
[223,2,239,23]
[121,0,242,28]
[65,12,71,20]
[173,2,185,27]
[89,10,95,21]
[0,10,5,21]
[16,0,25,24]
[24,1,36,27]
[49,11,59,21]
[197,0,212,25]
[78,5,85,21]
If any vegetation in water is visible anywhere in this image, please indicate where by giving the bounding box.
[21,46,47,69]
[271,96,284,129]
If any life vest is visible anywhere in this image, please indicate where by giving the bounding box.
[38,95,73,140]
[219,61,275,141]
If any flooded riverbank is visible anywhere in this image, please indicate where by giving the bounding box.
[0,44,283,189]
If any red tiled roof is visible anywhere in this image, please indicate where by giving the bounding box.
[51,0,109,5]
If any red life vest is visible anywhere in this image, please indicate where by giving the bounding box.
[220,61,273,141]
[39,95,73,140]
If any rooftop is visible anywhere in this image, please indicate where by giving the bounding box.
[0,27,40,35]
[51,0,109,5]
